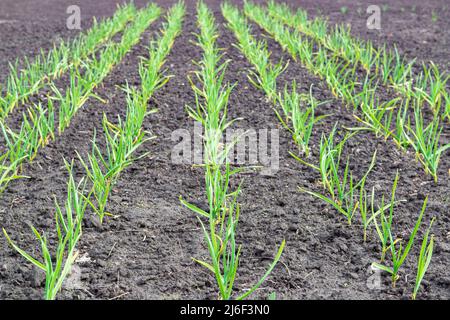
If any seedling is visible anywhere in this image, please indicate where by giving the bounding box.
[0,157,26,193]
[372,195,429,287]
[372,172,400,262]
[294,126,377,225]
[431,10,438,22]
[3,160,91,300]
[181,2,285,299]
[76,130,119,223]
[359,171,407,243]
[358,176,378,242]
[404,103,450,182]
[412,217,436,300]
[275,82,325,156]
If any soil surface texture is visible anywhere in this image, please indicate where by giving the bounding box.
[0,0,449,300]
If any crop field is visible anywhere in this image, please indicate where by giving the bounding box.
[0,0,449,301]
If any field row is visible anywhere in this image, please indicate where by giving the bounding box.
[1,1,185,300]
[223,1,439,299]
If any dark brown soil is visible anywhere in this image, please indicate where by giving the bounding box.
[0,0,449,300]
[275,0,450,72]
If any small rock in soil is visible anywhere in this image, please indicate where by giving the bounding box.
[338,242,348,253]
[348,272,359,279]
[437,277,450,287]
[437,242,450,252]
[31,267,45,288]
[254,245,265,256]
[97,260,107,268]
[84,215,103,229]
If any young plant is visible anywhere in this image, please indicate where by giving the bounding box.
[340,6,348,14]
[182,163,285,300]
[372,195,428,287]
[80,92,151,223]
[33,101,56,147]
[412,217,436,300]
[389,47,415,92]
[0,158,25,193]
[404,103,450,182]
[294,126,377,224]
[359,172,405,243]
[76,131,118,223]
[0,120,30,167]
[358,176,378,242]
[416,62,449,113]
[2,160,91,300]
[275,82,325,157]
[50,68,96,134]
[372,172,400,262]
[181,2,285,300]
[9,100,56,163]
[431,10,438,22]
[350,78,403,144]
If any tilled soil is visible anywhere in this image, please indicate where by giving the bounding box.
[277,0,450,72]
[0,0,449,300]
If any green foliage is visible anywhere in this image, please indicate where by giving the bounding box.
[3,160,91,300]
[181,2,285,300]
